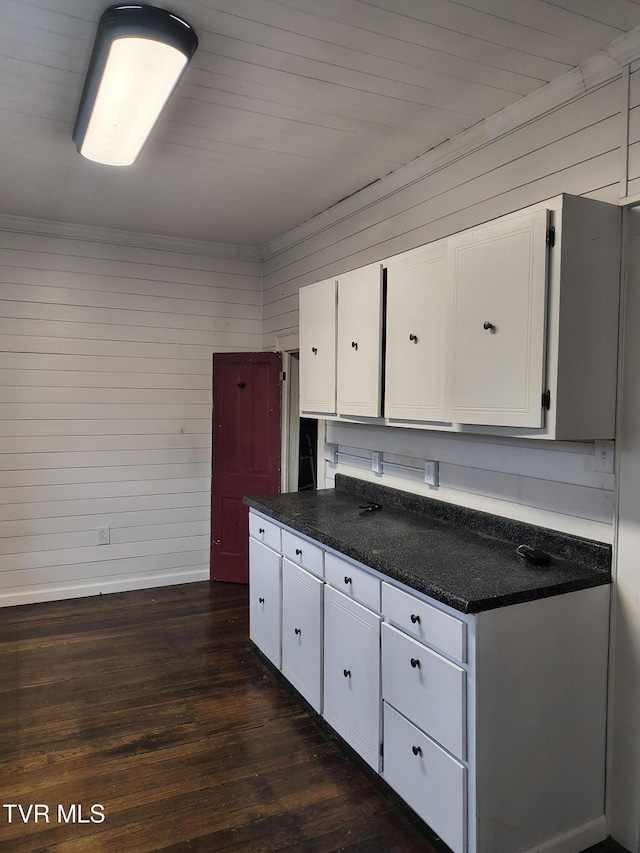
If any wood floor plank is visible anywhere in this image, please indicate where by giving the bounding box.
[1,581,622,852]
[0,582,447,852]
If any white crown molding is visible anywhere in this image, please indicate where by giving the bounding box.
[261,25,640,264]
[0,213,262,262]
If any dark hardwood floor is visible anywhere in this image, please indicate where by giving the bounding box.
[0,581,629,853]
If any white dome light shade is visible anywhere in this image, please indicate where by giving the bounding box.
[73,5,198,166]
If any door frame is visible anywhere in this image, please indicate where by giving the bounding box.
[276,333,325,492]
[276,333,299,493]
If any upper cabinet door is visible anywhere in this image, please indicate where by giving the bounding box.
[385,242,447,422]
[337,264,384,417]
[445,210,549,428]
[299,278,337,415]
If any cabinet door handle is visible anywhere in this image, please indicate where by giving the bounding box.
[258,527,265,534]
[294,628,301,635]
[410,613,420,624]
[312,346,318,354]
[344,576,352,585]
[483,321,495,331]
[410,658,421,669]
[295,548,302,556]
[258,597,265,604]
[409,333,418,342]
[351,341,358,350]
[343,669,351,678]
[412,745,422,757]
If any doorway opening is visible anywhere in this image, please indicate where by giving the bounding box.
[279,345,320,493]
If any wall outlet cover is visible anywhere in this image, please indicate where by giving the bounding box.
[324,443,338,464]
[424,460,439,487]
[594,440,614,474]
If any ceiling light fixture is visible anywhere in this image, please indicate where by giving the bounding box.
[73,4,198,166]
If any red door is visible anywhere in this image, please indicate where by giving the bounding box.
[210,352,281,583]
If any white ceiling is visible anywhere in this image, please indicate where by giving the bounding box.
[3,0,640,249]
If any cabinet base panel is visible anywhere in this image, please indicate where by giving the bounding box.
[518,816,607,853]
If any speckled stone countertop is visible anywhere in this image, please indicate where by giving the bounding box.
[243,475,611,614]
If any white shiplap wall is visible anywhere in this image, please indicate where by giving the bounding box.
[0,220,261,605]
[262,75,625,544]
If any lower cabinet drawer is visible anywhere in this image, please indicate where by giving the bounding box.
[382,581,466,663]
[324,551,380,611]
[282,529,324,577]
[249,512,282,552]
[383,703,466,853]
[382,622,466,759]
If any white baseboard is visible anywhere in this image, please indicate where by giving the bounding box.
[521,816,608,853]
[0,567,210,608]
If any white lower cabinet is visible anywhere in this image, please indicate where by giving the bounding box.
[323,585,382,771]
[281,559,323,712]
[384,703,466,853]
[249,537,282,669]
[381,622,466,760]
[248,511,610,853]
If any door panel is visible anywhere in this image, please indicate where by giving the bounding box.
[323,586,381,770]
[211,352,281,583]
[299,278,337,414]
[336,264,384,417]
[446,209,549,427]
[385,242,447,422]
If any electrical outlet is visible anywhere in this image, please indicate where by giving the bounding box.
[424,460,439,487]
[97,525,110,545]
[594,440,614,474]
[371,451,383,474]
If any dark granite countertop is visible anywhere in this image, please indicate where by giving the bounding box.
[243,476,611,614]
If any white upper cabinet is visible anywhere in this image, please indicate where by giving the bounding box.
[445,209,550,428]
[299,278,337,415]
[336,264,384,418]
[385,241,447,422]
[297,194,620,440]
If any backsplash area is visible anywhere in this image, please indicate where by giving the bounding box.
[323,421,615,545]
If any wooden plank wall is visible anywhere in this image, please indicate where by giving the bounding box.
[0,226,262,605]
[262,78,625,543]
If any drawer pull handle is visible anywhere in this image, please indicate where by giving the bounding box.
[351,341,358,350]
[343,669,351,678]
[344,576,352,585]
[312,346,318,354]
[294,628,301,635]
[410,658,421,669]
[409,333,418,343]
[412,745,422,757]
[296,548,303,556]
[258,527,265,534]
[410,613,421,624]
[483,321,495,331]
[258,597,265,604]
